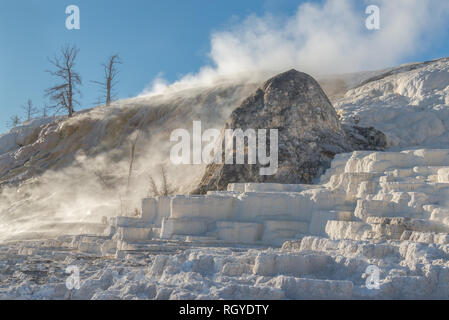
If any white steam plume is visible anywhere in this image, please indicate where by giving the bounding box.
[142,0,449,95]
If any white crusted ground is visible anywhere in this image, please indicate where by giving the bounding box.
[1,236,447,300]
[3,147,449,299]
[336,58,449,148]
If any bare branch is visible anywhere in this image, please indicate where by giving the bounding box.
[6,115,21,128]
[92,54,122,106]
[45,44,82,117]
[21,99,38,121]
[148,176,160,197]
[147,165,177,197]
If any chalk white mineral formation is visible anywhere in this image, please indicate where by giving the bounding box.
[1,57,449,300]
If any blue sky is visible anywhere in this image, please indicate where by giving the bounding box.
[0,0,448,134]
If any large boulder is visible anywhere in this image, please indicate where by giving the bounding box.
[194,69,386,194]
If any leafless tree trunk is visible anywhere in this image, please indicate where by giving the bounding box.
[160,166,170,196]
[126,130,140,194]
[6,115,21,128]
[22,99,38,121]
[45,45,82,117]
[92,54,122,106]
[42,104,50,118]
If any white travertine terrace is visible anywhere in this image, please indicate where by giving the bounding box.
[107,148,449,248]
[2,147,446,299]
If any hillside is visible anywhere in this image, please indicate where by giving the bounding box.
[0,82,259,241]
[336,57,449,148]
[0,57,447,243]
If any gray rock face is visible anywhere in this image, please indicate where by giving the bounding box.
[344,125,387,151]
[194,69,386,194]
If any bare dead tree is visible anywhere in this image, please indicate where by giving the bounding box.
[148,176,160,197]
[6,115,21,128]
[148,165,177,197]
[126,130,141,194]
[160,165,170,196]
[92,54,122,106]
[42,104,50,118]
[45,45,82,117]
[21,99,38,121]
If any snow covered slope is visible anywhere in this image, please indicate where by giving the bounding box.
[0,118,58,155]
[336,57,449,148]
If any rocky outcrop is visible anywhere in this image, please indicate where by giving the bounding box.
[194,69,386,194]
[344,125,387,151]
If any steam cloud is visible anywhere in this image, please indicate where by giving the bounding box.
[143,0,449,95]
